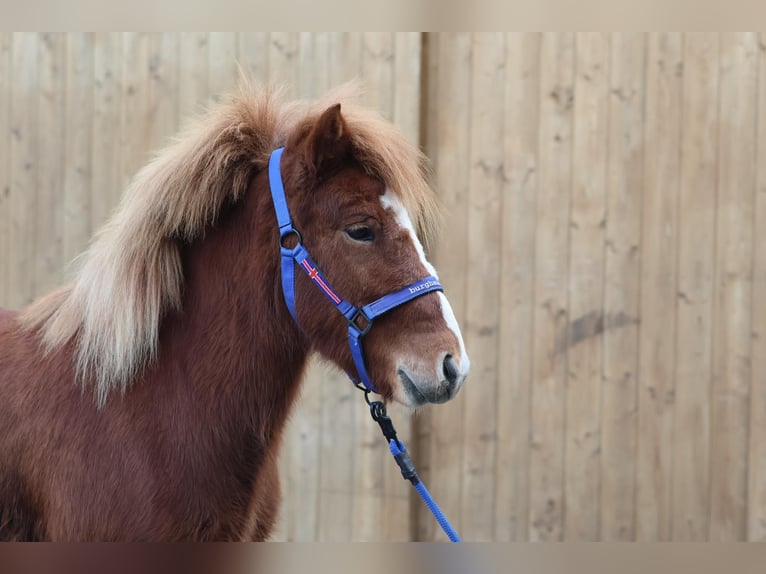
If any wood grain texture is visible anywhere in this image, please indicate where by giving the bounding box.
[268,32,299,99]
[494,32,540,542]
[208,32,238,101]
[316,366,357,542]
[636,33,683,541]
[238,33,269,84]
[671,32,719,541]
[0,33,10,306]
[329,33,362,88]
[600,32,645,541]
[564,32,610,541]
[8,33,39,308]
[529,32,575,542]
[393,32,421,145]
[145,33,179,149]
[178,33,208,123]
[460,32,504,542]
[709,32,758,541]
[36,33,65,296]
[119,33,150,191]
[63,33,93,265]
[91,33,123,225]
[747,31,766,542]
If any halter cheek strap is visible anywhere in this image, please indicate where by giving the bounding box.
[268,147,443,394]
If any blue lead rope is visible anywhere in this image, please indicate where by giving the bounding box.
[388,438,462,542]
[368,400,461,542]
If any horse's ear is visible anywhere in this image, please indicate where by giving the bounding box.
[305,103,351,179]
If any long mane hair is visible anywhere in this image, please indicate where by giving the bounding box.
[19,79,440,406]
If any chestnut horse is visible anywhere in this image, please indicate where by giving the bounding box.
[0,84,469,541]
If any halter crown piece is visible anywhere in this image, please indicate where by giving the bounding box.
[267,147,443,394]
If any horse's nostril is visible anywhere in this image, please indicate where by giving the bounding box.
[442,354,460,388]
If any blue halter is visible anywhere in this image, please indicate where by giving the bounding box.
[267,147,462,542]
[267,147,443,394]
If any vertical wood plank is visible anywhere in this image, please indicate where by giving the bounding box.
[493,32,540,542]
[462,31,504,543]
[297,32,328,98]
[636,32,683,541]
[120,33,150,190]
[91,33,123,226]
[36,33,65,295]
[393,32,421,145]
[146,33,179,152]
[328,33,362,88]
[529,32,575,542]
[709,32,759,541]
[178,33,209,122]
[315,35,363,541]
[8,33,39,308]
[208,32,238,102]
[361,33,395,117]
[0,33,11,306]
[63,33,94,265]
[748,31,766,542]
[423,32,472,541]
[268,32,299,99]
[564,32,610,541]
[316,366,357,541]
[671,32,719,541]
[601,32,646,541]
[238,33,269,83]
[313,32,331,98]
[282,359,322,541]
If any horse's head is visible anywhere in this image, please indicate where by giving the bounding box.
[278,103,470,408]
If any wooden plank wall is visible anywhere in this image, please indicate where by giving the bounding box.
[0,33,765,541]
[420,32,766,542]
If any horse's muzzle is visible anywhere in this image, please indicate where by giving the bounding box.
[398,353,467,406]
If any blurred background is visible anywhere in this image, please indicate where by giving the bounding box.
[0,32,765,541]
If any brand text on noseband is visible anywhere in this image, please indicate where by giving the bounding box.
[408,280,439,295]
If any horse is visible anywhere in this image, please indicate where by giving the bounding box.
[0,82,470,541]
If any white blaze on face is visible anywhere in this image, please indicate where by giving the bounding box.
[380,189,470,375]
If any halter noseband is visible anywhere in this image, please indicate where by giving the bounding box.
[267,147,443,394]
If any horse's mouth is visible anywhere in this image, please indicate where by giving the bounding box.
[398,368,429,407]
[398,368,457,406]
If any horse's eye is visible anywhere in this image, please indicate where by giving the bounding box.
[345,226,375,243]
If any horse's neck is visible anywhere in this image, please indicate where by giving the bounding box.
[155,175,309,442]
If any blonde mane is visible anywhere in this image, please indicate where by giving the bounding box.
[20,79,439,405]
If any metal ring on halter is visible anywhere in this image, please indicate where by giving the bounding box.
[279,229,302,249]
